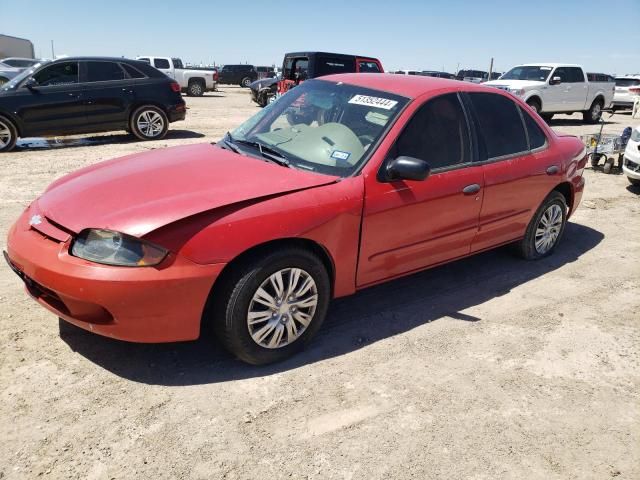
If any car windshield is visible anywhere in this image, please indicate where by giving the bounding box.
[0,61,48,91]
[230,79,408,176]
[500,66,553,81]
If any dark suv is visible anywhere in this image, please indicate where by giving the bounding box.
[0,57,186,152]
[217,64,257,87]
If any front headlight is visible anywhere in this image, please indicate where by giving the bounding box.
[71,229,168,267]
[510,88,525,96]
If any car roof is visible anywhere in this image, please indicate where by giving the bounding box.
[285,51,378,61]
[319,72,493,99]
[615,74,640,79]
[50,56,142,63]
[519,63,582,68]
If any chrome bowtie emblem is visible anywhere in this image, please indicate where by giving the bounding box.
[29,214,42,226]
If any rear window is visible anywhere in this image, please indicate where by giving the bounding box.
[468,92,528,160]
[520,107,547,150]
[587,73,614,82]
[314,57,356,77]
[86,61,126,82]
[122,63,146,79]
[615,78,640,87]
[153,58,170,69]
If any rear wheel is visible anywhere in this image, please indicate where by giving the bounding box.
[130,106,168,140]
[187,79,205,97]
[583,99,603,124]
[211,248,331,365]
[0,115,18,152]
[240,77,252,88]
[515,191,567,260]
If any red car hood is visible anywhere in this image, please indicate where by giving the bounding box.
[37,143,338,237]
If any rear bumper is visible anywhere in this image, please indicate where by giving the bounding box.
[612,101,634,109]
[5,207,223,343]
[168,102,187,122]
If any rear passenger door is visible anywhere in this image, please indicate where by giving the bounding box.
[465,92,559,252]
[82,61,134,129]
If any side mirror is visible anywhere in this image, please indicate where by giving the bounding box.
[549,76,562,86]
[381,156,431,182]
[23,78,38,90]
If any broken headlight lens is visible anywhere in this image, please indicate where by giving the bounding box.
[71,229,168,267]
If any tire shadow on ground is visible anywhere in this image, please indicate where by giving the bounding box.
[58,222,604,385]
[13,130,205,151]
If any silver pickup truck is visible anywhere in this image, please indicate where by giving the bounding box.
[137,56,217,96]
[485,63,614,123]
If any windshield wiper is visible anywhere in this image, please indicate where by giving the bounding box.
[233,139,291,168]
[218,131,241,153]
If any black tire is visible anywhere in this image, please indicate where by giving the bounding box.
[589,152,604,168]
[130,106,168,141]
[628,176,640,186]
[526,98,542,114]
[257,91,268,108]
[240,77,252,88]
[187,79,205,97]
[583,98,603,124]
[540,113,554,122]
[0,114,18,152]
[515,191,567,260]
[211,247,331,365]
[603,157,614,174]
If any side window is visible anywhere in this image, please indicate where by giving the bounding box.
[33,62,79,86]
[567,67,584,83]
[292,59,309,81]
[153,58,170,69]
[553,67,568,83]
[138,57,150,64]
[172,58,184,69]
[395,93,470,170]
[358,61,381,73]
[86,62,126,82]
[520,107,547,150]
[121,63,146,79]
[468,92,528,159]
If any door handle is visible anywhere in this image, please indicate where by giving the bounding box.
[462,183,481,194]
[546,165,559,175]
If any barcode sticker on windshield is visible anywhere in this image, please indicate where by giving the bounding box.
[349,95,398,110]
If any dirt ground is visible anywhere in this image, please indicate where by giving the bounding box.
[1,86,639,480]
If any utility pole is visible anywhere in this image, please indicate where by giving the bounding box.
[51,40,55,59]
[456,62,460,74]
[488,57,494,81]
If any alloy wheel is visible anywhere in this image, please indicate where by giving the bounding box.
[534,204,563,254]
[136,110,164,138]
[0,120,12,149]
[191,83,202,95]
[247,268,318,349]
[591,102,602,120]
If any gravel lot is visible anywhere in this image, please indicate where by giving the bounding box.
[1,86,639,480]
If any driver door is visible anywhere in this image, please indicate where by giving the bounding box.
[14,61,86,136]
[357,93,484,286]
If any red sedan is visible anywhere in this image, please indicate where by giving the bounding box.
[5,74,587,364]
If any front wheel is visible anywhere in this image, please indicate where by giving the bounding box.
[211,248,331,365]
[515,191,567,260]
[0,115,18,152]
[130,106,168,141]
[526,98,541,114]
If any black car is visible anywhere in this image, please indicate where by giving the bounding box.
[248,76,279,107]
[217,64,257,87]
[0,56,186,152]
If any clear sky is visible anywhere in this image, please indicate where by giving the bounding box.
[1,0,639,74]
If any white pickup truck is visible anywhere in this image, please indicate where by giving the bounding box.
[485,63,614,123]
[137,56,217,96]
